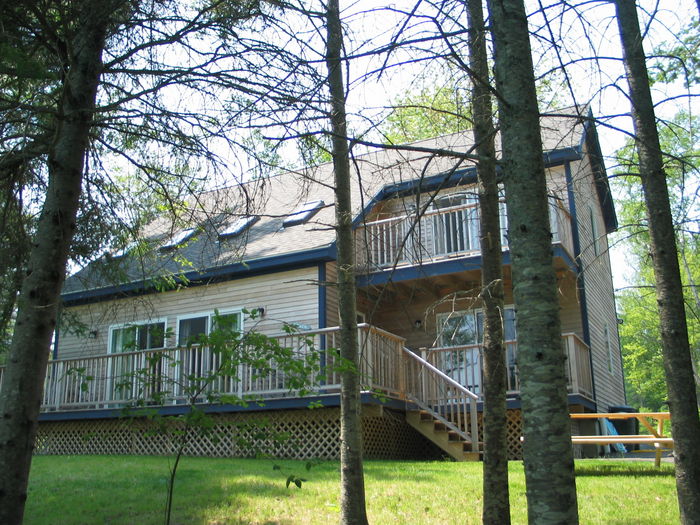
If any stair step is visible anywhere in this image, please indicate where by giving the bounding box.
[406,409,479,462]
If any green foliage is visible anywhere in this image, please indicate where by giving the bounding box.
[297,134,333,166]
[382,84,472,144]
[613,111,700,410]
[111,311,322,523]
[650,19,699,87]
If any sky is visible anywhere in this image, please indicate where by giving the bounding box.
[333,0,699,290]
[93,0,699,292]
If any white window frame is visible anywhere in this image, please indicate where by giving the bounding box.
[435,306,517,395]
[106,318,168,405]
[107,318,169,354]
[175,308,245,347]
[436,305,517,347]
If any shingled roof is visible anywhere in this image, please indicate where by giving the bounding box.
[63,107,609,303]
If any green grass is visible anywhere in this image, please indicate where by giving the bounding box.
[25,456,678,524]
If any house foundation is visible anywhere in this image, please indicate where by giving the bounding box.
[35,404,532,460]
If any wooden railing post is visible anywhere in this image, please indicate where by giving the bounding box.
[470,397,479,452]
[564,335,580,394]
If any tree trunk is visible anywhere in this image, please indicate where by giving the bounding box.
[465,0,510,523]
[614,2,700,522]
[325,1,369,524]
[486,0,579,523]
[0,4,112,523]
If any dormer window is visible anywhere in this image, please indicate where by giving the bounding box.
[160,228,196,250]
[283,200,325,227]
[218,216,258,240]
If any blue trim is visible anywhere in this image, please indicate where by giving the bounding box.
[62,245,337,306]
[581,110,618,233]
[499,394,596,412]
[357,254,501,287]
[565,162,597,402]
[553,245,578,274]
[567,394,597,412]
[352,167,478,228]
[358,247,576,287]
[63,143,595,307]
[544,147,583,166]
[37,392,407,422]
[352,146,584,229]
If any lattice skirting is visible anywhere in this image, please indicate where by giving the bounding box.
[473,409,524,460]
[36,406,442,460]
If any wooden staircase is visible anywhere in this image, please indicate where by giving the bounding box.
[401,346,481,461]
[406,409,480,462]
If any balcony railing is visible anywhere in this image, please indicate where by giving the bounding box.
[0,327,593,413]
[1,325,403,413]
[356,197,574,270]
[421,332,593,400]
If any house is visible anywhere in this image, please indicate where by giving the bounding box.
[12,108,627,461]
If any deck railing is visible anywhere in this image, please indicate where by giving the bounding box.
[403,347,479,450]
[0,327,592,413]
[422,332,593,400]
[356,197,574,270]
[25,324,405,412]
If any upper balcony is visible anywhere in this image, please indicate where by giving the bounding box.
[355,195,575,273]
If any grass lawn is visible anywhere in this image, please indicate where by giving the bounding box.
[25,456,677,524]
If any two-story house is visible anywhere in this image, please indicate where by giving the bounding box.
[14,108,626,461]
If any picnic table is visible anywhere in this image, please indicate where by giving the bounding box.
[570,412,672,467]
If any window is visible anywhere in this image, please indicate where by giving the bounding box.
[283,200,325,227]
[109,320,166,353]
[436,307,517,395]
[160,228,196,250]
[605,323,613,373]
[177,310,242,347]
[218,216,258,240]
[437,307,517,347]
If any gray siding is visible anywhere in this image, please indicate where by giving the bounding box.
[58,266,320,359]
[569,153,626,409]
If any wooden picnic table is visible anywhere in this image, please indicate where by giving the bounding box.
[570,412,672,467]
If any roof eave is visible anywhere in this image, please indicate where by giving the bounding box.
[62,243,336,307]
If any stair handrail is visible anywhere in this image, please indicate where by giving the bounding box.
[402,347,479,400]
[402,347,480,452]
